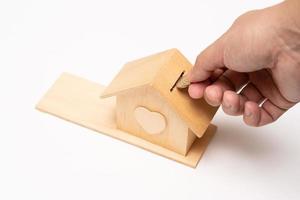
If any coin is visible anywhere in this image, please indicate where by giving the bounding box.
[176,75,190,89]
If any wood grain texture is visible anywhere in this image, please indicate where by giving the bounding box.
[134,106,166,135]
[100,48,219,138]
[101,49,176,98]
[116,86,195,155]
[152,49,219,138]
[36,73,217,168]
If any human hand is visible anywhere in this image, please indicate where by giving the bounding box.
[188,0,300,126]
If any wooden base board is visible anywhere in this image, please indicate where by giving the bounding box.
[36,73,217,168]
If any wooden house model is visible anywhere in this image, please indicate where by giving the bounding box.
[101,49,218,156]
[36,48,219,168]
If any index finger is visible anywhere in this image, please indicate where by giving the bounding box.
[188,37,226,82]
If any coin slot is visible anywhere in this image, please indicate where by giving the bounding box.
[170,71,185,92]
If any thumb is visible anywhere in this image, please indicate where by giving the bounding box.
[188,37,225,83]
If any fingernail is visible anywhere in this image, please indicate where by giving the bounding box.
[245,109,252,117]
[223,100,232,109]
[208,88,217,98]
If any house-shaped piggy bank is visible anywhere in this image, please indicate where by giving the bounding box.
[37,48,219,168]
[101,49,219,157]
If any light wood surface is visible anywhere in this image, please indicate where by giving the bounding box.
[101,49,176,98]
[152,49,219,138]
[116,85,195,155]
[100,48,219,138]
[134,106,166,135]
[36,73,217,168]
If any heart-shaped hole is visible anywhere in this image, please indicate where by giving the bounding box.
[134,106,166,135]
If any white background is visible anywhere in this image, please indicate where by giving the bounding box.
[1,0,300,199]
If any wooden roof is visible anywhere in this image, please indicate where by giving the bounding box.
[101,49,177,98]
[101,49,219,138]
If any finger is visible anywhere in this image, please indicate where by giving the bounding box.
[188,37,225,83]
[222,91,247,116]
[241,82,293,126]
[259,100,287,126]
[222,82,263,117]
[210,68,227,82]
[188,68,226,99]
[188,79,211,99]
[222,70,249,92]
[243,100,288,127]
[239,83,265,126]
[243,101,262,126]
[240,83,265,103]
[249,70,294,109]
[204,70,249,106]
[204,84,224,106]
[223,82,263,119]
